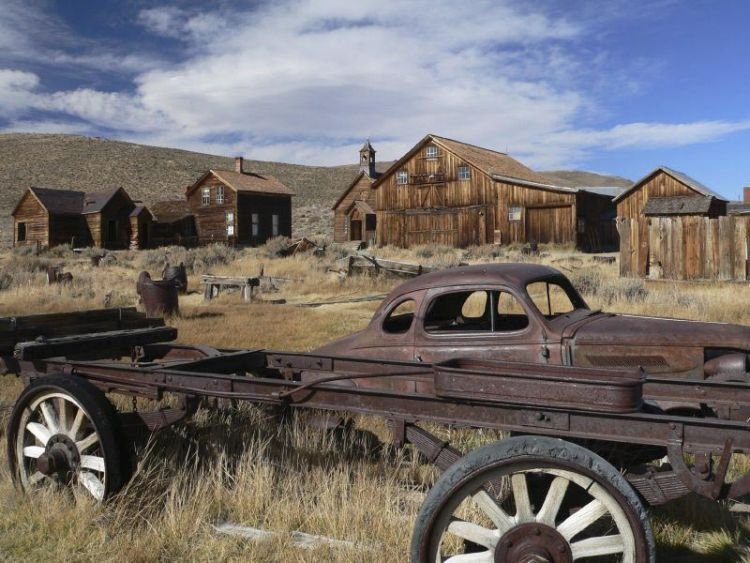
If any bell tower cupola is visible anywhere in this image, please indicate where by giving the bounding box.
[359,139,376,178]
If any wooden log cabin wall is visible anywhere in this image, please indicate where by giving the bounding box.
[369,134,618,251]
[615,166,750,280]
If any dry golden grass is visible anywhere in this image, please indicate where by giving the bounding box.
[1,243,750,561]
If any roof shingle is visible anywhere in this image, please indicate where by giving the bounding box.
[211,169,295,196]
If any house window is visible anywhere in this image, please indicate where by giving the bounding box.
[272,214,279,237]
[426,145,438,160]
[458,166,471,180]
[216,185,225,205]
[226,211,235,236]
[17,222,26,242]
[201,187,210,206]
[508,206,523,222]
[251,213,259,236]
[396,170,408,185]
[227,224,235,236]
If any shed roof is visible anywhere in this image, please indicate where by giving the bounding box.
[728,201,750,215]
[129,202,154,219]
[151,199,193,223]
[81,187,130,214]
[643,196,714,215]
[25,187,85,215]
[614,167,728,202]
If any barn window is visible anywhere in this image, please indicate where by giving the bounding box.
[508,206,523,222]
[272,214,279,237]
[251,213,259,236]
[17,222,26,242]
[458,166,471,180]
[216,185,225,205]
[201,187,210,206]
[426,145,438,160]
[396,170,408,185]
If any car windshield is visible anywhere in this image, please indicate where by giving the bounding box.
[525,278,589,320]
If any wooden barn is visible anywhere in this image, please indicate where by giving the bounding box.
[614,167,750,280]
[11,186,149,250]
[371,134,617,250]
[332,140,389,246]
[150,200,198,247]
[185,157,295,246]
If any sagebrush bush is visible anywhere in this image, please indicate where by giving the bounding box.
[137,244,238,274]
[261,236,292,259]
[462,244,504,262]
[569,268,602,296]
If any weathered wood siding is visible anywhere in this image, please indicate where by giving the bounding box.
[576,192,619,252]
[236,192,292,244]
[617,170,699,221]
[376,143,493,247]
[13,191,49,247]
[99,189,135,250]
[621,215,750,280]
[333,174,377,243]
[495,181,575,245]
[50,215,91,248]
[130,214,153,250]
[187,175,237,245]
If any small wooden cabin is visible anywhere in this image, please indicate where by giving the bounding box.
[332,141,381,245]
[185,158,295,246]
[12,186,147,250]
[372,134,617,250]
[615,167,729,278]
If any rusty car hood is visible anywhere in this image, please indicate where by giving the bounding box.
[569,314,750,349]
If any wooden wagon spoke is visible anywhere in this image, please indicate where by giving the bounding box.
[556,499,607,541]
[446,519,498,549]
[26,421,52,444]
[570,534,626,559]
[510,473,533,523]
[39,401,59,434]
[80,455,105,473]
[56,397,68,434]
[76,433,100,453]
[472,490,514,534]
[536,475,569,526]
[78,471,105,500]
[22,446,45,459]
[443,551,493,563]
[68,408,85,440]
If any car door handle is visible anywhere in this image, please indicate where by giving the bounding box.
[416,355,423,362]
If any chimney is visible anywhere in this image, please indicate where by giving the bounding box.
[235,156,244,173]
[744,186,750,203]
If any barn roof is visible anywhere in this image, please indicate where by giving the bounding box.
[643,196,715,215]
[371,134,564,190]
[151,200,193,223]
[332,166,388,210]
[188,169,295,197]
[614,166,728,202]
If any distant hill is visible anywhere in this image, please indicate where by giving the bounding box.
[539,170,632,189]
[0,134,631,244]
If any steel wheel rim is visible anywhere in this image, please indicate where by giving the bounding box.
[434,466,637,563]
[14,391,107,501]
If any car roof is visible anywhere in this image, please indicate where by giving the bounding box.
[385,263,565,299]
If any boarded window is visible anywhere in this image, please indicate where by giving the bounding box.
[201,187,210,206]
[396,170,408,185]
[426,145,438,160]
[508,206,523,221]
[17,222,26,242]
[458,166,470,180]
[216,185,225,205]
[272,214,279,236]
[383,299,416,334]
[251,213,259,236]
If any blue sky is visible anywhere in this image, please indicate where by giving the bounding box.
[1,0,749,198]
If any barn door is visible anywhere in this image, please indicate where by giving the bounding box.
[525,206,572,244]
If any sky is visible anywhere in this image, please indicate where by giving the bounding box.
[1,0,750,198]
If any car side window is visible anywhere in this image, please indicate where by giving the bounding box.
[425,291,492,333]
[495,291,529,332]
[382,299,417,334]
[526,281,575,318]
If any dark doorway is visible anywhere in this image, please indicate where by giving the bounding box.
[350,219,362,241]
[107,220,118,243]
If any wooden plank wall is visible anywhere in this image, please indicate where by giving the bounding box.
[333,174,376,243]
[13,191,49,247]
[625,215,750,280]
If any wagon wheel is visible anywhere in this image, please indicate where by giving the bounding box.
[7,375,125,501]
[411,436,654,563]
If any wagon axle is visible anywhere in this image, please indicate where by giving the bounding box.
[494,523,572,563]
[36,434,80,477]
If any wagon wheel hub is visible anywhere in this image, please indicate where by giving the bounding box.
[494,523,571,563]
[37,434,80,477]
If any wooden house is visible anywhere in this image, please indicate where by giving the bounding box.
[185,157,295,246]
[12,186,148,250]
[371,134,617,250]
[150,200,198,247]
[615,167,731,278]
[332,140,383,245]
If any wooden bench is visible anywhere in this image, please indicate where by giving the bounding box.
[201,275,260,302]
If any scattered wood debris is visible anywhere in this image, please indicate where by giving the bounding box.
[297,293,388,308]
[201,275,259,302]
[591,255,616,264]
[343,255,439,278]
[282,237,321,256]
[213,522,372,551]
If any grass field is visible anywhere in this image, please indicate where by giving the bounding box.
[0,242,749,561]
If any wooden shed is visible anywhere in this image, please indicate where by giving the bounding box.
[11,186,148,250]
[185,157,295,246]
[372,134,617,250]
[615,167,732,278]
[332,140,383,246]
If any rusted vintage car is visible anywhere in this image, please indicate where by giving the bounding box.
[314,263,750,404]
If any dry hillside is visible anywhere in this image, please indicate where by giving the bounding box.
[0,134,631,245]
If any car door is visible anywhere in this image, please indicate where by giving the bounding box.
[414,285,549,365]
